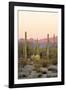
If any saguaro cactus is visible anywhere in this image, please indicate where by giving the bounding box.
[46,34,49,60]
[24,32,27,60]
[36,38,40,55]
[53,34,56,47]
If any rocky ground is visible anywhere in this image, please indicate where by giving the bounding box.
[18,60,57,79]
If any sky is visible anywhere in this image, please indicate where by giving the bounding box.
[18,10,59,39]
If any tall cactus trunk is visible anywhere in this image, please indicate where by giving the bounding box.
[36,38,39,55]
[47,34,49,60]
[24,32,27,60]
[53,34,56,47]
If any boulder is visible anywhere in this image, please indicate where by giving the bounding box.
[40,67,48,73]
[47,71,57,77]
[28,71,38,78]
[48,65,57,72]
[41,74,47,78]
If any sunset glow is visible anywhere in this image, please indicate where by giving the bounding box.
[18,11,59,39]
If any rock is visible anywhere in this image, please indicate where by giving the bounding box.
[40,67,48,73]
[23,65,34,72]
[41,74,47,78]
[48,65,57,72]
[47,71,52,74]
[18,64,36,78]
[18,72,27,78]
[22,65,34,75]
[37,73,42,78]
[28,71,38,78]
[47,71,57,77]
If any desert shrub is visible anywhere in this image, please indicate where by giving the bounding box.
[31,54,35,60]
[21,59,27,66]
[50,59,57,65]
[34,63,42,72]
[41,59,50,67]
[32,55,42,72]
[26,58,31,64]
[31,54,41,64]
[34,55,40,61]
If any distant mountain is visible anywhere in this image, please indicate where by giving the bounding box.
[18,37,57,48]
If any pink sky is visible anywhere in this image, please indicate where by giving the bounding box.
[18,11,59,39]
